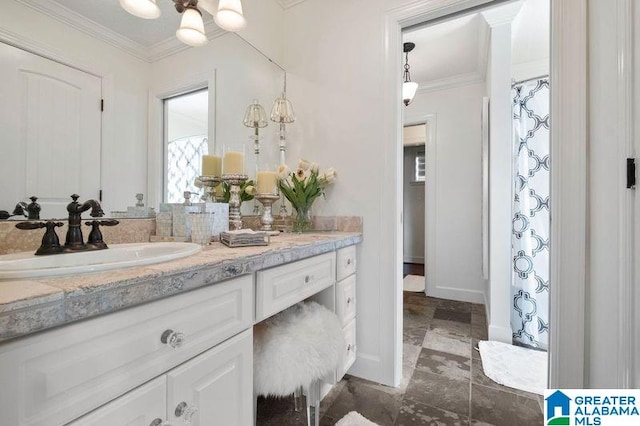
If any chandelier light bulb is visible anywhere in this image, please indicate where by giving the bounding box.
[215,0,247,32]
[119,0,161,19]
[176,7,208,47]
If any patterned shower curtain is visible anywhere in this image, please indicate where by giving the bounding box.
[511,78,550,350]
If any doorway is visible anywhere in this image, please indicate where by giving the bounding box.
[395,0,551,420]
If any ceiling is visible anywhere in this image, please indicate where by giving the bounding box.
[51,0,191,47]
[403,0,549,93]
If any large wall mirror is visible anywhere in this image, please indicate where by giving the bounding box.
[0,0,284,220]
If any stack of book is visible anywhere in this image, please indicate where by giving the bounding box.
[220,230,269,247]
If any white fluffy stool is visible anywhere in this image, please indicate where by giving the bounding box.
[254,301,344,426]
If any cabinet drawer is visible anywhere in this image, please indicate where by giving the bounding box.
[255,252,336,322]
[336,274,356,327]
[336,246,357,281]
[66,376,167,426]
[339,319,357,380]
[0,275,252,426]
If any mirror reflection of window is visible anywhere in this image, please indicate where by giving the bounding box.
[414,150,426,182]
[164,89,209,203]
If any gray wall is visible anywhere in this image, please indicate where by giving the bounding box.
[403,145,425,263]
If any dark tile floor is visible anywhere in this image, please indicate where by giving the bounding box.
[257,292,544,426]
[403,263,425,277]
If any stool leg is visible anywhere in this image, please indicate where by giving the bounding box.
[294,385,304,412]
[307,380,320,426]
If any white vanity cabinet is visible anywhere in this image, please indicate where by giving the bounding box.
[335,246,358,378]
[0,242,359,426]
[69,330,253,426]
[0,275,253,426]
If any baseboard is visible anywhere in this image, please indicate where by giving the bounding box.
[429,285,485,304]
[488,323,512,343]
[403,256,424,264]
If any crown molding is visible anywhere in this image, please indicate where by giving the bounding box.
[148,21,227,62]
[275,0,309,9]
[14,0,227,63]
[15,0,150,61]
[416,70,485,94]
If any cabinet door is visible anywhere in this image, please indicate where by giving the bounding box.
[167,329,253,426]
[66,377,166,426]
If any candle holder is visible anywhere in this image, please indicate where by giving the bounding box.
[223,174,248,230]
[255,194,280,236]
[199,176,222,202]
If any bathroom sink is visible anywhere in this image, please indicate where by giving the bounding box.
[0,242,202,280]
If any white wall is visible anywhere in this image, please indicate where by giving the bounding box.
[0,0,150,214]
[405,83,486,303]
[283,0,500,386]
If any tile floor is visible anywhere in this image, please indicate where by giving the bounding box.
[257,292,544,426]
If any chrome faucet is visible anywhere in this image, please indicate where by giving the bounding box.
[65,194,105,250]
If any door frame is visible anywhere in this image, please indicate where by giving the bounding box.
[404,114,436,298]
[382,0,588,388]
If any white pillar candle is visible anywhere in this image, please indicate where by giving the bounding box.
[202,155,222,176]
[257,171,278,194]
[223,151,245,175]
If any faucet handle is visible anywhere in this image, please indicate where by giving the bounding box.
[71,194,79,201]
[85,219,119,227]
[16,221,63,230]
[15,221,47,230]
[16,221,64,255]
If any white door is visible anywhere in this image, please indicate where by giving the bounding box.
[0,42,102,219]
[166,329,253,426]
[66,376,167,426]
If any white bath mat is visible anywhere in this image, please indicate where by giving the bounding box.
[478,340,547,395]
[403,274,425,292]
[335,411,380,426]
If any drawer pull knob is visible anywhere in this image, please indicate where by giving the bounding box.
[347,259,352,265]
[305,275,311,283]
[175,402,199,425]
[161,329,185,349]
[346,297,352,304]
[149,419,172,426]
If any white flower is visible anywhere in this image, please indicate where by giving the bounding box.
[323,168,337,184]
[295,167,306,181]
[245,185,257,196]
[298,159,310,170]
[310,162,319,173]
[194,177,204,188]
[277,164,290,180]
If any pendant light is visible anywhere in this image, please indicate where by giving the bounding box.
[403,42,418,106]
[119,0,161,19]
[176,5,208,46]
[214,0,247,32]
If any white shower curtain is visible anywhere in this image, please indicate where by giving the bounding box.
[511,78,550,350]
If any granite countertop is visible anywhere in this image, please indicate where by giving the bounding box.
[0,232,362,342]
